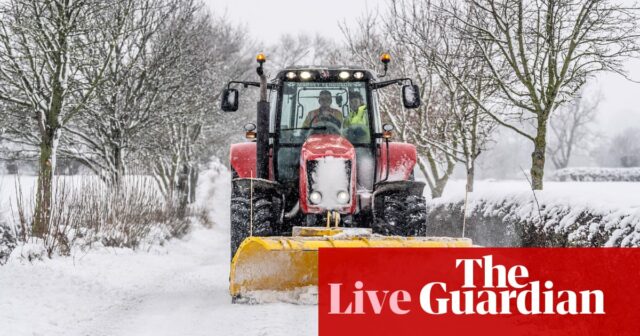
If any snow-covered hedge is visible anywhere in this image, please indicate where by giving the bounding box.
[548,167,640,182]
[424,181,640,247]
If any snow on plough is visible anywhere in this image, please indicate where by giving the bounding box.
[221,53,472,303]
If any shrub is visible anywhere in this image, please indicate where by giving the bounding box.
[423,197,640,247]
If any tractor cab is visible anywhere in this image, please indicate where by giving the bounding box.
[271,67,379,195]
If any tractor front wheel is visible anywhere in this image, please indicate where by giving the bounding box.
[373,194,426,236]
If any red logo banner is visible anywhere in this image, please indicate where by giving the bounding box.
[319,248,640,336]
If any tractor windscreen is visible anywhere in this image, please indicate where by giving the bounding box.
[278,82,371,145]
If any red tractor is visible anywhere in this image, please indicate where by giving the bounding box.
[222,53,428,261]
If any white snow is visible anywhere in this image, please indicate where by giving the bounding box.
[0,226,316,336]
[0,168,316,336]
[549,167,640,182]
[433,179,640,210]
[329,227,372,239]
[2,173,639,335]
[430,179,640,247]
[235,286,318,305]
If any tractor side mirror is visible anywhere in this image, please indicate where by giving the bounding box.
[221,88,239,112]
[402,84,421,109]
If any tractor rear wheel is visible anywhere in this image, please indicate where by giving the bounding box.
[230,194,276,259]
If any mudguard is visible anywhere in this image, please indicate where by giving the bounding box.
[230,143,257,178]
[230,142,274,179]
[377,142,418,181]
[232,177,281,198]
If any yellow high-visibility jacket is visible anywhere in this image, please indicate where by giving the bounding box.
[344,105,370,142]
[344,104,368,127]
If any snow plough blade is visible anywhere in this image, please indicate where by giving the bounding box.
[229,227,472,301]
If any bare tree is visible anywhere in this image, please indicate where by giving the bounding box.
[340,10,457,198]
[148,10,253,214]
[548,90,600,169]
[435,0,640,189]
[595,127,640,167]
[388,0,498,193]
[0,0,124,236]
[612,128,640,167]
[62,0,183,188]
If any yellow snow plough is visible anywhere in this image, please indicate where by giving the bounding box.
[229,227,471,300]
[222,54,472,302]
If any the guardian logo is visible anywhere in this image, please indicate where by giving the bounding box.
[329,255,605,316]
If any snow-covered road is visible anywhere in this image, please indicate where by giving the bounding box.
[0,226,316,336]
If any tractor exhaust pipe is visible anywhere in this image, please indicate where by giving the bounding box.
[256,101,269,179]
[256,53,269,179]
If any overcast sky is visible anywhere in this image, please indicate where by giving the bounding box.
[204,0,640,137]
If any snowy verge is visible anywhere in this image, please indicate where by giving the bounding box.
[0,158,232,264]
[424,180,640,247]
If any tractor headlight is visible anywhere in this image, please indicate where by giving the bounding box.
[353,71,364,79]
[300,71,312,80]
[336,190,350,204]
[309,191,323,204]
[338,71,350,79]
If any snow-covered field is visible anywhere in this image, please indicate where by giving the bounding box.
[1,172,638,335]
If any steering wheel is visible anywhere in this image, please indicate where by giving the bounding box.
[309,119,342,136]
[309,114,342,135]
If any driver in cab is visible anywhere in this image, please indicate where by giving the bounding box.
[302,90,343,128]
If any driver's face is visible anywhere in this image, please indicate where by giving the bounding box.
[349,98,362,111]
[318,94,332,108]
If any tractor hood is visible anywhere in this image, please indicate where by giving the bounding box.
[299,134,357,214]
[300,134,354,157]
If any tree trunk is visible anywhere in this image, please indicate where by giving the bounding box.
[417,154,455,199]
[112,144,125,189]
[33,130,59,237]
[176,162,191,218]
[431,175,450,198]
[466,164,475,193]
[530,117,548,190]
[189,167,198,204]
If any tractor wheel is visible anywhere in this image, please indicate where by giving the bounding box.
[404,195,427,235]
[372,196,403,235]
[230,195,275,260]
[373,194,426,236]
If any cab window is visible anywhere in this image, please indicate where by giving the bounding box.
[278,82,370,145]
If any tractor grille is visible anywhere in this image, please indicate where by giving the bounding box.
[306,158,352,208]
